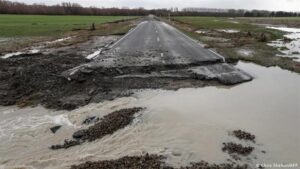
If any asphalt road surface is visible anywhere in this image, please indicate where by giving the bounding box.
[94,17,225,67]
[66,17,252,85]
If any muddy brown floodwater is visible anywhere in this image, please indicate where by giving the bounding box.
[0,61,299,169]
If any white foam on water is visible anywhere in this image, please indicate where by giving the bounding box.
[267,26,300,33]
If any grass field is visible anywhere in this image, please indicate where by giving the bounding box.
[0,15,136,37]
[173,16,284,39]
[170,16,300,73]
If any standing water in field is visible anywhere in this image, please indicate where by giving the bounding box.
[0,62,299,169]
[267,26,300,62]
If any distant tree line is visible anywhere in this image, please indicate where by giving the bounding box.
[0,0,299,17]
[177,9,300,17]
[0,0,157,15]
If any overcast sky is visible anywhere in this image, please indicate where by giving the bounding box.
[14,0,300,11]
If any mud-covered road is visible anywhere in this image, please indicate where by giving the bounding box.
[0,17,252,110]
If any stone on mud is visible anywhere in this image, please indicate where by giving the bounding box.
[50,125,62,134]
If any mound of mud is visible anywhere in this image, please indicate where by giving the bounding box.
[222,142,254,156]
[51,107,143,149]
[232,130,256,142]
[71,154,170,169]
[182,161,249,169]
[71,154,250,169]
[0,53,89,109]
[0,46,251,110]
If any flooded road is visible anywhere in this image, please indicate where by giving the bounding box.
[0,62,299,169]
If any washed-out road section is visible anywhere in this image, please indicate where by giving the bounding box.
[0,17,252,110]
[66,17,251,85]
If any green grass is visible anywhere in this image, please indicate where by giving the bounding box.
[170,16,300,73]
[173,16,284,39]
[0,15,136,37]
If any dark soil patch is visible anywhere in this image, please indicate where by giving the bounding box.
[181,161,249,169]
[50,107,143,149]
[71,154,171,169]
[232,130,256,142]
[222,142,254,156]
[0,52,223,110]
[0,53,89,109]
[71,154,251,169]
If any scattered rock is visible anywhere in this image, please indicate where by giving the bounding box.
[222,142,254,156]
[50,125,62,134]
[232,130,256,142]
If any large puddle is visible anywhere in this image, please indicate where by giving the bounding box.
[0,62,299,169]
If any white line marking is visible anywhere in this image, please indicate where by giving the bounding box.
[110,21,147,49]
[209,49,226,62]
[160,21,226,62]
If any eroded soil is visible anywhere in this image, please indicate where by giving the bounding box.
[51,107,144,149]
[71,154,250,169]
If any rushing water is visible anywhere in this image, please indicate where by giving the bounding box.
[0,62,299,169]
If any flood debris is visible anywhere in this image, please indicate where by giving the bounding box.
[50,107,144,149]
[222,142,254,156]
[232,130,256,142]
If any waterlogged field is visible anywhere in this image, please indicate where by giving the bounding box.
[171,16,300,73]
[0,15,136,37]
